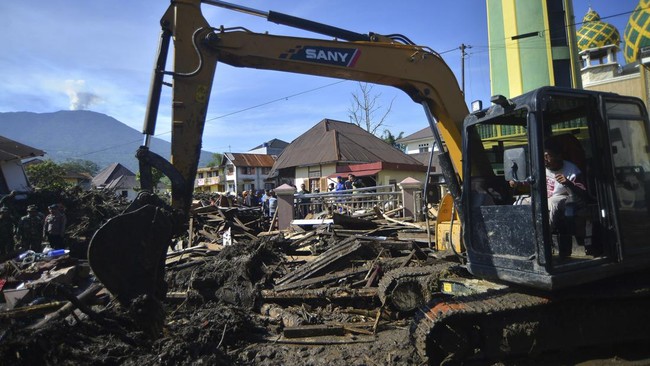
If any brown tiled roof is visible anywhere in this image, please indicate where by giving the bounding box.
[0,135,44,162]
[224,153,276,167]
[272,119,422,171]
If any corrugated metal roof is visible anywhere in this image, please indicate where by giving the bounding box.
[0,135,44,162]
[249,138,290,150]
[396,127,432,143]
[92,163,136,187]
[105,175,138,190]
[225,153,276,167]
[272,119,422,171]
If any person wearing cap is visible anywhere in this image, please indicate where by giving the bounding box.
[0,206,15,255]
[43,204,66,250]
[335,177,346,191]
[16,205,44,252]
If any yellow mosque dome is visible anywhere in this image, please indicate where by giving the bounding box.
[577,8,620,51]
[624,0,650,63]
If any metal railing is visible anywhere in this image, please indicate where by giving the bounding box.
[294,184,403,218]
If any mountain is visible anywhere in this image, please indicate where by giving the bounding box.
[0,111,215,173]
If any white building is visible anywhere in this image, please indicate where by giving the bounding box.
[0,136,44,196]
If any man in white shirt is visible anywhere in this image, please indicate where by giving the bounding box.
[509,140,587,257]
[544,142,586,232]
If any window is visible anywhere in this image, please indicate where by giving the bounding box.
[241,167,255,175]
[308,166,321,178]
[606,101,650,254]
[418,143,430,153]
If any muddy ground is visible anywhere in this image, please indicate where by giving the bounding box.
[0,237,422,366]
[1,188,649,365]
[1,235,649,366]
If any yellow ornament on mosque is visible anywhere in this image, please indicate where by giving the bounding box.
[624,0,650,63]
[576,8,620,51]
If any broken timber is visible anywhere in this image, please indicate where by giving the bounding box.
[275,236,363,287]
[261,287,377,300]
[274,267,369,292]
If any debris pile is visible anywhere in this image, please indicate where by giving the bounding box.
[0,189,647,365]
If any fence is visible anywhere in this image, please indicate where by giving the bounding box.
[293,185,403,218]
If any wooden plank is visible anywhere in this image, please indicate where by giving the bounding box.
[0,301,66,319]
[233,216,253,232]
[291,219,334,226]
[283,324,345,338]
[275,236,361,286]
[29,283,102,330]
[274,267,368,292]
[287,231,317,249]
[261,287,377,300]
[283,254,320,263]
[265,335,375,345]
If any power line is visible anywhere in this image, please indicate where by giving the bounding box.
[455,5,646,56]
[206,80,348,122]
[463,5,646,52]
[64,80,350,160]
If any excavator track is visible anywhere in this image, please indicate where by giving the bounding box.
[412,283,650,365]
[378,262,457,312]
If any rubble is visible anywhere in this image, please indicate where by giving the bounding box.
[0,188,648,365]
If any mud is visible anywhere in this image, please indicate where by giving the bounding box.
[2,238,650,366]
[1,189,650,365]
[0,235,422,366]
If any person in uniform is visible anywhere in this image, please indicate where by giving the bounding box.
[43,204,66,250]
[16,204,44,252]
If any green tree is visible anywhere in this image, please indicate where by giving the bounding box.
[59,159,100,176]
[206,153,223,168]
[25,160,69,190]
[381,129,405,151]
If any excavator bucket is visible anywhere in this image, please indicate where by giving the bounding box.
[88,202,173,305]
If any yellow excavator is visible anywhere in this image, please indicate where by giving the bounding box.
[88,0,650,363]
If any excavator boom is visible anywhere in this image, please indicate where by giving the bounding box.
[88,0,470,313]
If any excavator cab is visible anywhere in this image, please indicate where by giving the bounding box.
[462,86,650,290]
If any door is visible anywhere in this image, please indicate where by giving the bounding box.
[604,97,650,255]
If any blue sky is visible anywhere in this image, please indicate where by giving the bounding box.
[0,0,640,156]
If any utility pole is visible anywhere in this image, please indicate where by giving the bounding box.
[460,44,472,96]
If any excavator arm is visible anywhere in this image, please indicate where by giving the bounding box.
[158,0,471,216]
[88,0,472,315]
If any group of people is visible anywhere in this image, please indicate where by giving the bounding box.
[329,174,365,192]
[240,189,278,218]
[0,193,67,256]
